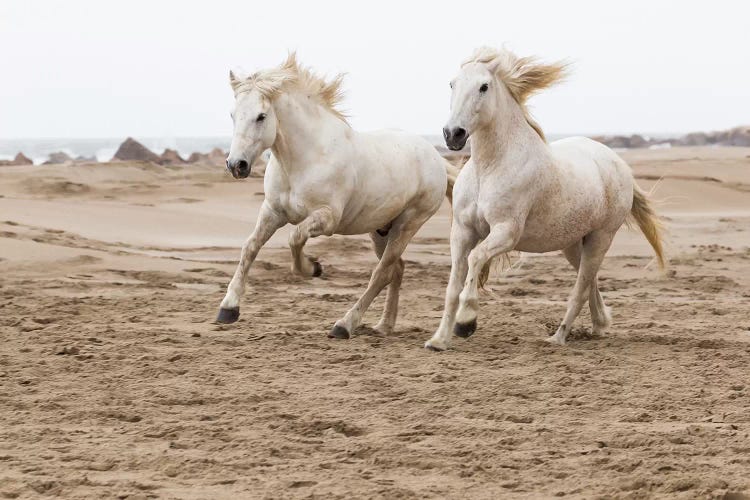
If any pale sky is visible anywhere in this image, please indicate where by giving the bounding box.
[1,0,748,139]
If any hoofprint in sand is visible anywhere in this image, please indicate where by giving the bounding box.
[1,147,750,498]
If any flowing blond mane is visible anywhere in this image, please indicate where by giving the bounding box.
[230,53,348,124]
[463,47,568,141]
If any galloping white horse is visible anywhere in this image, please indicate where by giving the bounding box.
[425,47,665,351]
[217,54,457,339]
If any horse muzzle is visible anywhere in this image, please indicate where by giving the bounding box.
[226,158,251,179]
[443,126,468,151]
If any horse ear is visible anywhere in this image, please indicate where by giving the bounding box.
[229,70,241,92]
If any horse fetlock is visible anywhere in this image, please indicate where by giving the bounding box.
[546,325,567,345]
[455,298,478,325]
[373,320,393,336]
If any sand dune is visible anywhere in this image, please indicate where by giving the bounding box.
[1,147,750,498]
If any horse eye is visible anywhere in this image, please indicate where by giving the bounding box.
[479,83,489,93]
[449,82,453,89]
[256,113,266,122]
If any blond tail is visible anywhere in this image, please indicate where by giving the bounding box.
[444,158,461,204]
[628,184,666,269]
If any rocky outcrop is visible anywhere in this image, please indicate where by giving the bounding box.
[44,152,73,164]
[207,148,226,165]
[186,152,209,164]
[0,152,33,166]
[187,148,226,166]
[589,134,654,149]
[160,149,186,165]
[725,126,750,147]
[591,126,750,149]
[113,137,161,164]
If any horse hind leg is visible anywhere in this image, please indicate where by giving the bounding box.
[329,214,423,340]
[562,241,612,336]
[548,231,615,345]
[369,230,404,335]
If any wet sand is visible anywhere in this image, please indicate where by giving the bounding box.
[1,147,750,498]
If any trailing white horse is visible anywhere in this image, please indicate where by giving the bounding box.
[425,47,665,351]
[217,53,457,339]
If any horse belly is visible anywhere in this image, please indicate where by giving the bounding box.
[515,201,602,253]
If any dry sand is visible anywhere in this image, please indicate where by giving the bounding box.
[1,147,750,499]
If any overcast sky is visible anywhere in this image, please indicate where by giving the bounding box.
[1,0,748,139]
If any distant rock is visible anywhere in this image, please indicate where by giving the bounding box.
[207,148,226,165]
[186,148,226,166]
[74,155,97,163]
[0,152,33,166]
[725,126,750,147]
[186,152,209,164]
[113,137,161,164]
[678,132,709,146]
[627,134,649,149]
[160,148,186,165]
[591,125,750,149]
[44,152,73,164]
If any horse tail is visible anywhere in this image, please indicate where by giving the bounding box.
[444,158,461,204]
[629,183,666,270]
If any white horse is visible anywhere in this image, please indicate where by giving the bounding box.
[217,54,457,339]
[425,47,665,351]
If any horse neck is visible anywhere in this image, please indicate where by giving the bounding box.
[270,91,349,172]
[470,95,548,171]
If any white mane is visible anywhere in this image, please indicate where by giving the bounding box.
[230,53,348,124]
[463,46,568,141]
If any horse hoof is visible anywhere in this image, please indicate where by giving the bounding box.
[216,307,240,324]
[454,319,477,338]
[312,260,323,278]
[424,343,445,352]
[328,325,350,339]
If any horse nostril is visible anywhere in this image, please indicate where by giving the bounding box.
[454,128,466,140]
[237,160,249,171]
[442,127,450,141]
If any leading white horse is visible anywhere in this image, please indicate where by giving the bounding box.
[425,47,665,351]
[217,54,457,339]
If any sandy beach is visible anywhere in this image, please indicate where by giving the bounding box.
[1,146,750,498]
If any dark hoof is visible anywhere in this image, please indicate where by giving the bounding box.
[454,319,477,338]
[216,307,240,324]
[311,260,323,278]
[328,325,350,339]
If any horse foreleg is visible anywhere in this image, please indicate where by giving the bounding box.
[289,207,336,277]
[548,230,615,345]
[453,223,519,339]
[424,223,479,351]
[217,202,287,323]
[329,217,422,339]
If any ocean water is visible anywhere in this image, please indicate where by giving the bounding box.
[1,133,668,165]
